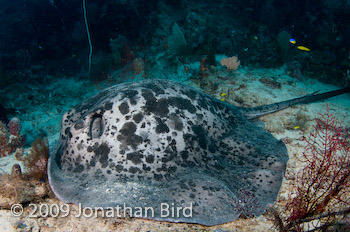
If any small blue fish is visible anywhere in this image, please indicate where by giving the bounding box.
[289,38,296,44]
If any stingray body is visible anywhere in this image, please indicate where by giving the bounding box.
[48,80,349,225]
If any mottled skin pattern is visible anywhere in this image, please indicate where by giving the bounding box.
[48,79,288,225]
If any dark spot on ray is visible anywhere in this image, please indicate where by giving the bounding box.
[188,181,196,187]
[115,164,124,173]
[119,101,129,115]
[117,122,143,149]
[146,155,154,163]
[192,125,207,149]
[94,169,106,181]
[154,173,163,181]
[238,160,245,166]
[137,175,145,181]
[88,156,96,167]
[77,143,84,151]
[105,102,113,110]
[155,117,169,133]
[208,142,218,153]
[126,152,143,165]
[121,90,138,105]
[169,113,183,131]
[109,162,115,168]
[168,97,196,114]
[143,82,165,95]
[143,97,169,117]
[120,122,136,135]
[183,133,194,147]
[93,143,110,168]
[129,166,141,174]
[156,166,168,172]
[168,166,177,173]
[180,182,189,190]
[197,97,209,110]
[142,88,156,101]
[133,113,143,123]
[180,89,197,100]
[64,127,70,135]
[180,151,189,160]
[142,164,151,171]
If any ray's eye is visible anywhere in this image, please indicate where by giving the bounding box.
[90,114,104,138]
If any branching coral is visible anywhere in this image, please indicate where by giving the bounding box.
[23,137,49,181]
[273,104,350,231]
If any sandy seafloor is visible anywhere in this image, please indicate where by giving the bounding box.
[0,65,349,231]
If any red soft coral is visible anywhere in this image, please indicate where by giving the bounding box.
[274,104,350,231]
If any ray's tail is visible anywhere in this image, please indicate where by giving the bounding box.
[241,87,350,120]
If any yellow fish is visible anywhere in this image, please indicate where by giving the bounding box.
[289,38,296,44]
[293,126,300,130]
[220,93,227,97]
[221,98,225,101]
[297,46,310,52]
